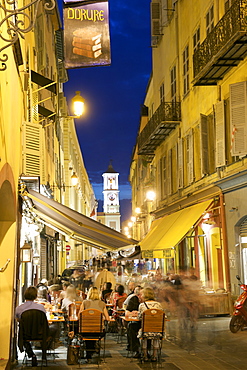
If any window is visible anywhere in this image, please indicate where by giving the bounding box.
[193,27,200,53]
[109,221,116,230]
[160,82,165,103]
[170,65,176,102]
[183,45,189,96]
[206,5,214,35]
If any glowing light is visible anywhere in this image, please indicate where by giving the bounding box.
[146,190,156,201]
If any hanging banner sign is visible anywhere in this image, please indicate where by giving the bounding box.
[63,0,111,69]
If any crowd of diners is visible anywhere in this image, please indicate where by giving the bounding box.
[15,268,202,365]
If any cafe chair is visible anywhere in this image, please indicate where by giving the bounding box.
[139,309,166,363]
[78,309,106,365]
[115,296,126,309]
[103,292,111,303]
[18,309,49,367]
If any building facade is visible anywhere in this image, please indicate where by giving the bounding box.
[0,0,97,363]
[130,0,247,299]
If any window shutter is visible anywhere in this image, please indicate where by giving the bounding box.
[167,149,172,195]
[200,114,209,175]
[35,15,46,71]
[23,122,42,177]
[215,101,226,167]
[187,129,194,184]
[162,155,167,198]
[40,237,47,278]
[177,138,183,189]
[158,158,162,201]
[151,0,161,35]
[230,81,247,156]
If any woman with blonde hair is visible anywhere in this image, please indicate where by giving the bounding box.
[138,287,163,362]
[61,285,82,312]
[79,287,109,363]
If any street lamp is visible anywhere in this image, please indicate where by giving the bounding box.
[71,91,85,117]
[21,242,32,263]
[146,190,156,201]
[71,172,79,186]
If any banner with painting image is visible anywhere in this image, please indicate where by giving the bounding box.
[63,0,111,69]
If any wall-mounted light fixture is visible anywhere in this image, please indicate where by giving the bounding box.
[146,190,156,201]
[21,242,32,263]
[32,252,40,265]
[71,172,79,186]
[71,91,85,117]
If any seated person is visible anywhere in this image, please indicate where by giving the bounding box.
[125,286,142,357]
[111,284,127,310]
[37,279,51,303]
[101,282,112,302]
[58,281,70,306]
[15,286,57,366]
[78,287,109,363]
[61,284,82,313]
[138,287,163,362]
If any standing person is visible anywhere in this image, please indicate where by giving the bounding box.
[138,287,163,362]
[78,287,109,363]
[15,286,49,366]
[125,286,143,357]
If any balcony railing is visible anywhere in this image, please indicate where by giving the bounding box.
[138,101,181,158]
[193,0,247,85]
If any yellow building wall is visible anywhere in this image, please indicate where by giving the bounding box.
[0,31,23,360]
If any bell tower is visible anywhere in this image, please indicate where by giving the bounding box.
[101,161,121,231]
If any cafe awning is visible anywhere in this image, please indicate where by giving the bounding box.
[140,199,212,256]
[23,189,138,251]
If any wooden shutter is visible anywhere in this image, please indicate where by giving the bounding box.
[40,237,47,279]
[35,15,46,71]
[167,149,172,195]
[23,122,42,177]
[151,0,161,35]
[162,155,167,199]
[215,101,226,167]
[230,81,247,156]
[177,138,183,189]
[158,158,162,201]
[200,114,209,175]
[187,129,194,184]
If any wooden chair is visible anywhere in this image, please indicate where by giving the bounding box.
[139,309,166,363]
[103,292,111,303]
[115,296,126,309]
[78,309,106,365]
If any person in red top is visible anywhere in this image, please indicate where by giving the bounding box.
[112,284,127,310]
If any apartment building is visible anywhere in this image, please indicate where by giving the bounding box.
[130,0,247,299]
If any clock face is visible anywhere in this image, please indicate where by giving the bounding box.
[108,193,116,202]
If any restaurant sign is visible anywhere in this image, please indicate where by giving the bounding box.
[63,0,111,69]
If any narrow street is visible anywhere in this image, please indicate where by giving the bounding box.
[13,316,247,370]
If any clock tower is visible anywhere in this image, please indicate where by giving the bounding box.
[100,161,121,231]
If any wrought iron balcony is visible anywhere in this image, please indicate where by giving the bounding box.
[137,101,181,159]
[193,0,247,86]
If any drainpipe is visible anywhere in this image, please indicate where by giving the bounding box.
[220,192,231,292]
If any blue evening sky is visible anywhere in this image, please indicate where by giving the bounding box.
[60,0,152,219]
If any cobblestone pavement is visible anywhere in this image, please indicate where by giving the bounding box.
[13,316,247,369]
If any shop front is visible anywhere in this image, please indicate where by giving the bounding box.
[139,196,232,315]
